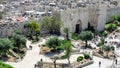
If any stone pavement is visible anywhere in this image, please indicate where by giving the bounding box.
[5,39,81,68]
[83,56,112,68]
[5,37,118,68]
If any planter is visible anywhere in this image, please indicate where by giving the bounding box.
[73,60,94,68]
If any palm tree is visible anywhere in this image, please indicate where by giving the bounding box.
[100,37,105,53]
[63,27,69,40]
[65,42,72,64]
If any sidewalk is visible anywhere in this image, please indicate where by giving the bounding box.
[83,56,112,68]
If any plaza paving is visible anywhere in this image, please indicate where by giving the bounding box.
[5,39,83,68]
[5,35,120,68]
[83,56,112,68]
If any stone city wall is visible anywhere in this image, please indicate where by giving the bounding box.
[106,7,120,22]
[0,22,25,37]
[59,7,89,36]
[1,6,120,37]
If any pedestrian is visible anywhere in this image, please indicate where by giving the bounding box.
[29,45,31,50]
[114,55,116,59]
[29,45,32,50]
[115,59,117,65]
[41,58,43,62]
[99,61,101,67]
[34,64,36,68]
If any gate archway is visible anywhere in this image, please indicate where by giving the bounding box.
[75,20,82,33]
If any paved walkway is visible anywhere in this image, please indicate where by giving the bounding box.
[83,56,112,68]
[5,37,119,68]
[5,39,81,68]
[5,39,49,68]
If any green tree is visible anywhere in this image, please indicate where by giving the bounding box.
[12,33,26,49]
[0,12,3,19]
[0,61,14,68]
[14,29,22,35]
[0,38,13,56]
[98,37,105,54]
[46,36,60,51]
[63,27,69,40]
[24,22,32,37]
[64,41,72,64]
[103,45,111,57]
[42,16,62,34]
[79,31,93,49]
[29,21,40,33]
[24,21,40,39]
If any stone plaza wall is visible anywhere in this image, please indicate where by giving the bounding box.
[107,7,120,22]
[0,22,25,37]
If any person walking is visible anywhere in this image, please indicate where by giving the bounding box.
[115,59,117,65]
[34,64,36,68]
[99,61,101,67]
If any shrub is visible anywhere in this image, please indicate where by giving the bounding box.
[97,31,108,37]
[111,46,115,51]
[105,24,117,32]
[71,33,79,40]
[46,36,61,50]
[111,14,120,22]
[84,53,90,59]
[77,56,83,62]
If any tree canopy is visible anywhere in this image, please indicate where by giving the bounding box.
[79,31,93,48]
[79,31,93,41]
[0,38,13,56]
[28,21,40,33]
[0,12,3,19]
[64,41,72,64]
[12,32,26,49]
[46,36,61,50]
[24,21,40,40]
[24,21,40,32]
[42,16,62,34]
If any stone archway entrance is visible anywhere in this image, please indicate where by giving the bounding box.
[75,20,82,33]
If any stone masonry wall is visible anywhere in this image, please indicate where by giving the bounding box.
[0,22,25,37]
[107,7,120,22]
